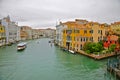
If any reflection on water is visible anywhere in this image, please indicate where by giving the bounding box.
[0,38,116,80]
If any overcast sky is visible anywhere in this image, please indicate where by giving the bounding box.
[0,0,120,29]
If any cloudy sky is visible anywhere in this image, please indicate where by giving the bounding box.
[0,0,120,29]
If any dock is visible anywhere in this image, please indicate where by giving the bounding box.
[77,50,120,60]
[107,57,120,79]
[57,45,120,60]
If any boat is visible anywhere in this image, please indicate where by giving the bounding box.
[48,41,51,43]
[69,50,75,54]
[7,42,12,46]
[17,42,27,51]
[61,48,68,51]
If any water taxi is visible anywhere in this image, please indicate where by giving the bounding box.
[17,42,27,51]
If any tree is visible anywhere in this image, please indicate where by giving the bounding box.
[95,43,104,52]
[83,42,92,51]
[109,44,116,52]
[98,40,103,46]
[83,42,104,54]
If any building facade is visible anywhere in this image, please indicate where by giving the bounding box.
[104,35,119,49]
[1,15,20,44]
[56,22,67,46]
[20,26,32,40]
[62,20,92,51]
[111,22,120,35]
[32,29,41,39]
[43,28,56,38]
[56,19,108,52]
[0,24,6,46]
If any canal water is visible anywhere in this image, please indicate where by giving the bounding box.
[0,38,116,80]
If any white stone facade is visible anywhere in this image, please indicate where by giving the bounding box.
[1,16,20,44]
[56,23,67,46]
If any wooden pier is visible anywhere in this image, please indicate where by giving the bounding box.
[107,57,120,79]
[114,68,120,79]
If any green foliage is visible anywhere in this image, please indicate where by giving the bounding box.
[83,42,92,51]
[85,50,90,54]
[108,44,116,52]
[83,42,104,54]
[98,40,103,46]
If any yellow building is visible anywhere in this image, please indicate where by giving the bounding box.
[62,20,92,51]
[20,26,32,40]
[89,22,106,43]
[111,22,120,35]
[0,24,6,46]
[62,19,107,52]
[20,30,28,40]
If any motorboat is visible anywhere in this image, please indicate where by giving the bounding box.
[17,42,27,51]
[61,48,68,51]
[69,50,75,54]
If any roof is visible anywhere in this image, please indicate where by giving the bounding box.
[17,42,27,46]
[111,22,120,25]
[108,35,118,41]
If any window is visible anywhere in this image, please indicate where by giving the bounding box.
[98,30,100,33]
[80,44,82,50]
[21,27,23,30]
[70,43,72,46]
[83,37,85,42]
[98,30,102,34]
[90,30,93,33]
[91,23,94,26]
[66,30,72,34]
[74,29,79,33]
[110,41,112,43]
[103,37,107,41]
[9,32,12,35]
[66,36,71,41]
[1,28,3,30]
[80,37,82,42]
[98,37,100,42]
[86,37,88,41]
[66,42,70,46]
[84,30,87,34]
[90,37,93,42]
[63,30,65,33]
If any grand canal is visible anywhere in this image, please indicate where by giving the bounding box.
[0,38,116,80]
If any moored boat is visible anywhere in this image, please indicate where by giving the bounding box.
[69,50,75,54]
[17,42,27,51]
[48,41,51,43]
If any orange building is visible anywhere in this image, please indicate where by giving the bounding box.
[104,35,119,49]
